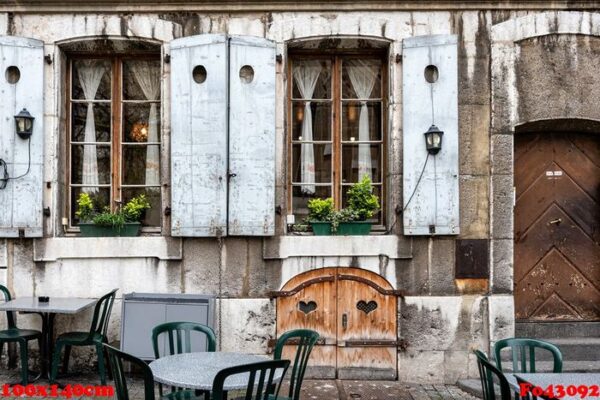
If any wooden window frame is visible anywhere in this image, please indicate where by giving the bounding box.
[65,53,162,233]
[287,50,388,230]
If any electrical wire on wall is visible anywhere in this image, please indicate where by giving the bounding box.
[0,137,32,190]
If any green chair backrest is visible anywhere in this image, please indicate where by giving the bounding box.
[494,338,563,373]
[0,285,16,329]
[151,321,217,359]
[212,359,290,400]
[273,329,319,400]
[103,343,155,400]
[473,350,512,400]
[88,289,118,341]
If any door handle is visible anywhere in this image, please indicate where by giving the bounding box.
[549,218,562,225]
[342,313,347,330]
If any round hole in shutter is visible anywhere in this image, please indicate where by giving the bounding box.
[424,65,438,83]
[192,65,207,84]
[239,65,254,84]
[5,66,20,84]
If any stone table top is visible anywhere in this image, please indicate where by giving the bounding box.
[149,352,284,391]
[0,297,97,314]
[512,373,600,400]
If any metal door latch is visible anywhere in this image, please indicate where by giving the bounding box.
[342,313,347,330]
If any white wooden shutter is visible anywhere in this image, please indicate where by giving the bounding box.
[170,34,228,237]
[0,36,44,238]
[227,36,276,236]
[402,35,459,235]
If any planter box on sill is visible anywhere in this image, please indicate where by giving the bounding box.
[78,222,141,237]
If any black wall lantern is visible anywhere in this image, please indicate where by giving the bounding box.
[14,108,34,140]
[424,124,443,155]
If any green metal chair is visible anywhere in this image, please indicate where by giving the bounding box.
[152,321,216,399]
[212,359,290,400]
[494,338,563,373]
[271,329,319,400]
[50,289,118,385]
[473,350,512,400]
[0,285,42,385]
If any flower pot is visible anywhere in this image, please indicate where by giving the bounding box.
[79,222,141,237]
[310,222,333,235]
[336,221,372,235]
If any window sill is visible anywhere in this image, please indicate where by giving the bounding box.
[263,235,412,260]
[33,236,182,261]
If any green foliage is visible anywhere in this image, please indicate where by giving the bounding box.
[346,176,380,221]
[122,194,151,222]
[75,193,151,229]
[330,208,359,233]
[75,192,94,222]
[307,197,334,222]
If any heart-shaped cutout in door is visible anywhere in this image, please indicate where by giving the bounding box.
[356,300,378,314]
[298,300,317,314]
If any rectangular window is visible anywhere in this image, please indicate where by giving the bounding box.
[288,54,386,226]
[68,56,162,229]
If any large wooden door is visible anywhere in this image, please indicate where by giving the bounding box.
[275,268,398,379]
[514,132,600,321]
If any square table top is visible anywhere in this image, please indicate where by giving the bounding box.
[514,373,600,400]
[0,297,97,314]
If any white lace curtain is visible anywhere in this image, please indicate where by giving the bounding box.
[347,60,378,182]
[131,61,161,188]
[293,61,322,195]
[78,60,107,194]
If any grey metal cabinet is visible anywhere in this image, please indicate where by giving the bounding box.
[120,293,215,360]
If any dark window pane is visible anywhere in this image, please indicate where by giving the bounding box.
[123,103,161,143]
[342,102,382,141]
[342,184,382,224]
[291,102,331,141]
[292,59,331,99]
[342,59,382,99]
[71,103,111,142]
[72,59,111,100]
[122,187,161,227]
[122,145,161,185]
[292,185,332,220]
[71,145,111,185]
[292,143,332,184]
[71,186,111,224]
[341,144,382,184]
[123,60,161,101]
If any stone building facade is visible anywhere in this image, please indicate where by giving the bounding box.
[0,1,598,383]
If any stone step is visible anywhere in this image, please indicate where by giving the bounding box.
[498,337,600,362]
[515,321,600,338]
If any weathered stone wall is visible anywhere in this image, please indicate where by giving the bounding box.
[0,7,597,382]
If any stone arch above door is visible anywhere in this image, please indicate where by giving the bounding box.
[274,267,400,379]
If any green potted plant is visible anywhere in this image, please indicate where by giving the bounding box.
[76,193,151,237]
[306,197,334,235]
[337,176,380,235]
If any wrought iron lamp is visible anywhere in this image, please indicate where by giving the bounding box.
[424,124,443,155]
[14,108,34,140]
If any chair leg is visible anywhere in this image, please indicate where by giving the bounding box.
[101,338,113,381]
[50,341,65,383]
[61,345,71,374]
[18,340,29,385]
[95,343,106,385]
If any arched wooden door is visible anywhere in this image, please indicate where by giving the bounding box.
[274,267,399,379]
[515,132,600,321]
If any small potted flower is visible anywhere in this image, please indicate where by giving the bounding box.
[306,197,334,235]
[76,193,151,237]
[336,176,380,235]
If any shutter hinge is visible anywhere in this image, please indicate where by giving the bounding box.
[163,54,171,64]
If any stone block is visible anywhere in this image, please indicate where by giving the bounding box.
[488,295,515,346]
[395,238,429,295]
[491,239,513,294]
[222,238,268,297]
[459,104,491,176]
[0,240,6,268]
[183,239,221,295]
[459,175,489,239]
[491,174,514,240]
[491,134,513,175]
[443,350,470,383]
[398,350,445,383]
[429,239,457,295]
[12,241,35,297]
[219,298,275,354]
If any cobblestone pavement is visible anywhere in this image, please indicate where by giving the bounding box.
[0,369,480,399]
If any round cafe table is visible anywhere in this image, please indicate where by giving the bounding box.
[149,352,284,391]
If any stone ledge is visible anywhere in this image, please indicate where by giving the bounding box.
[263,235,412,260]
[33,236,183,261]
